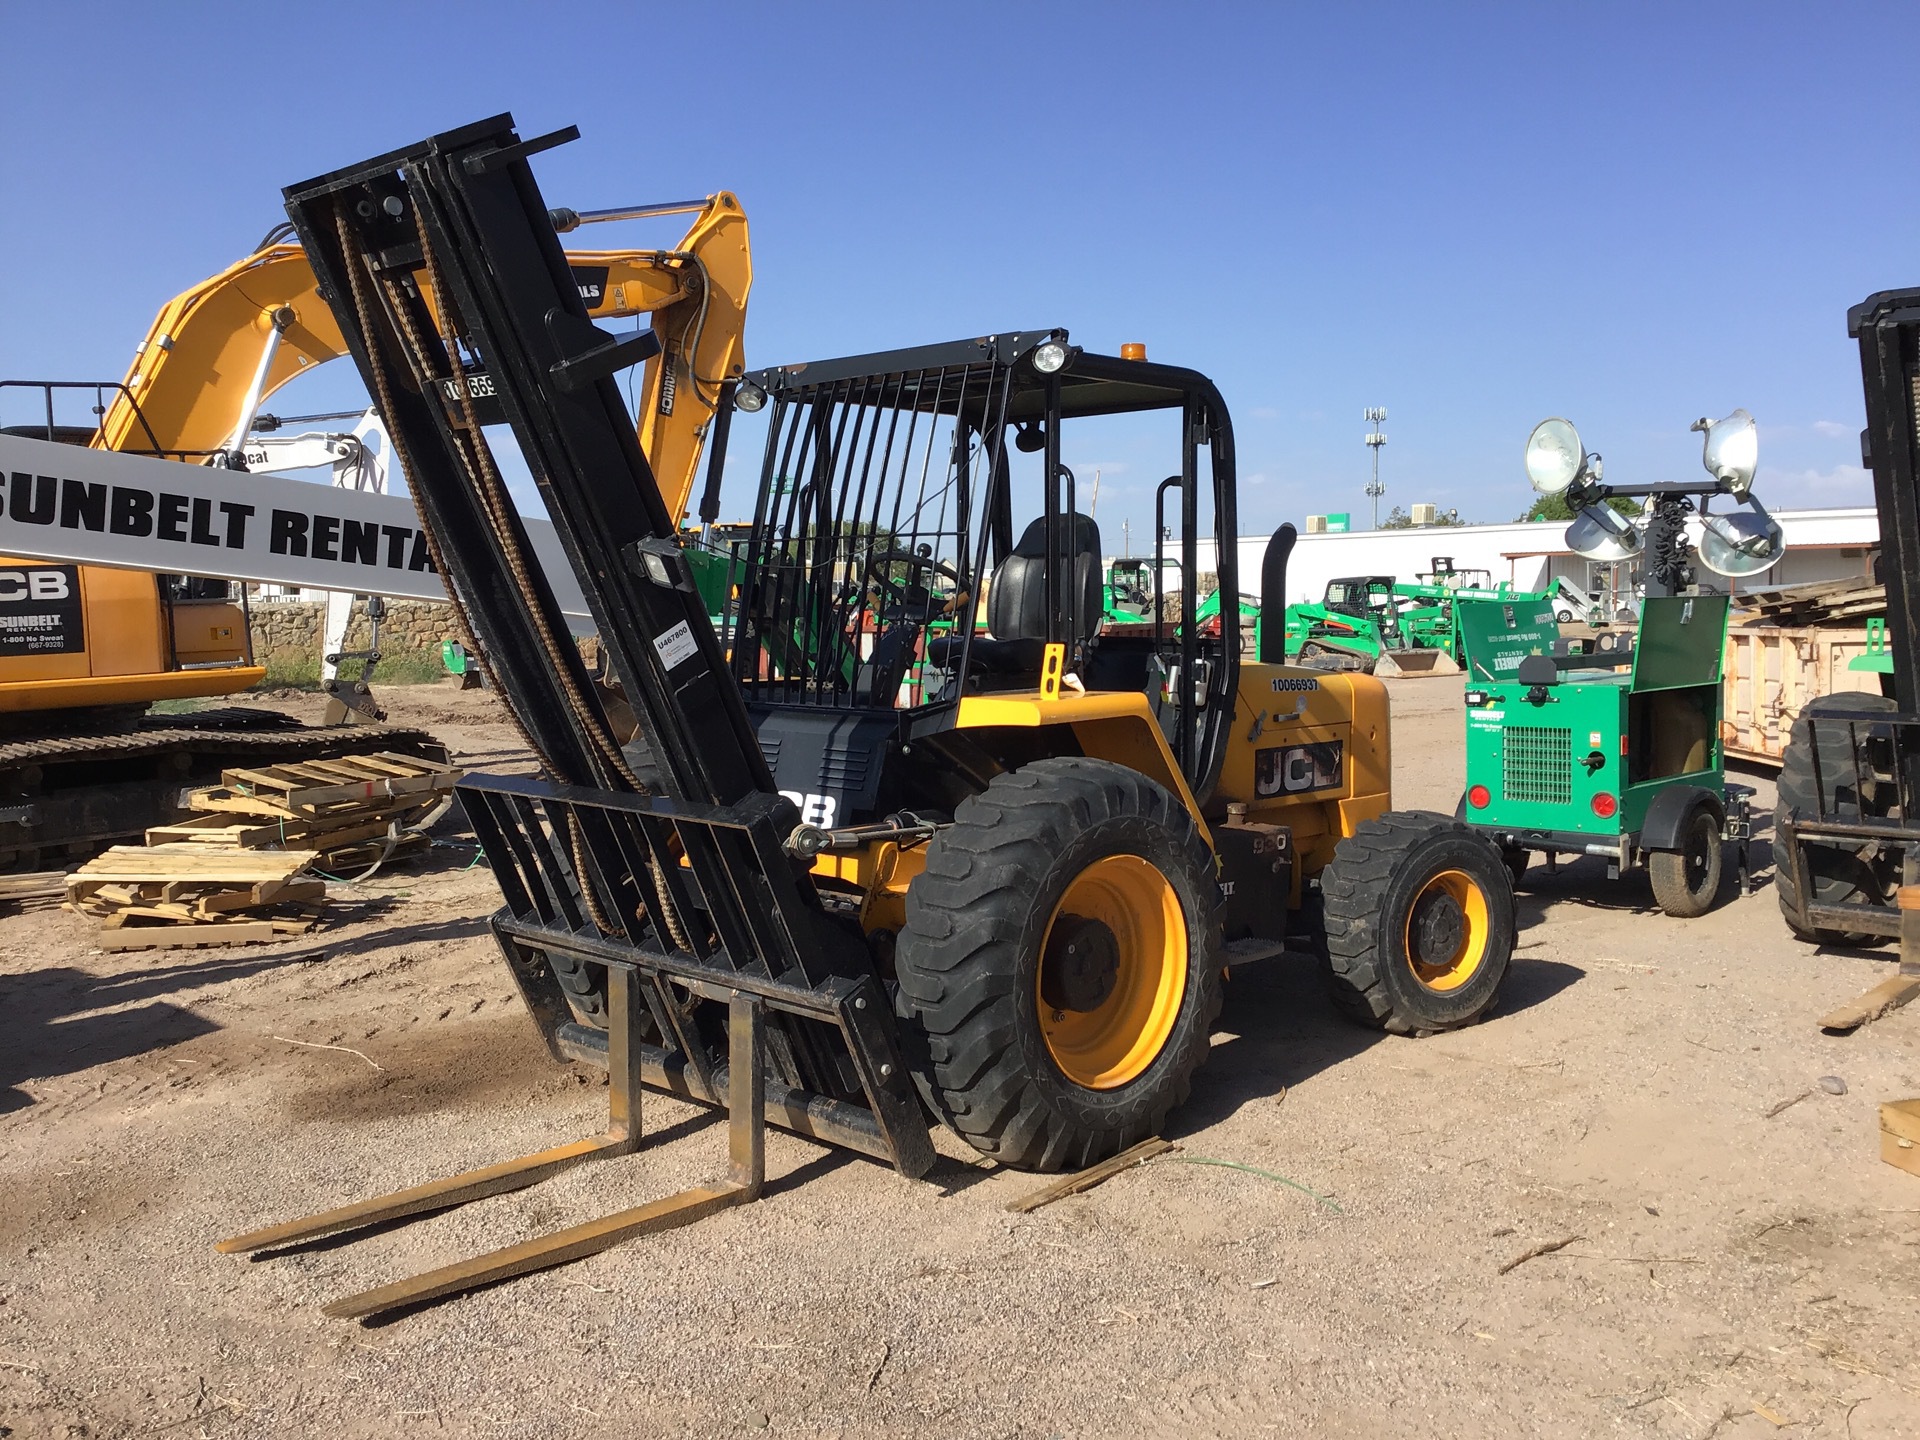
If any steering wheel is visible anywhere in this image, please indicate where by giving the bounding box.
[862,548,963,622]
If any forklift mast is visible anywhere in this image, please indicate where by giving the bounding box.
[1849,289,1920,714]
[284,114,933,1177]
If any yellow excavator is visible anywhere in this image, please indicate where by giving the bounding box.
[0,194,750,864]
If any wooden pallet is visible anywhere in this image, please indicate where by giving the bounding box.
[1733,578,1885,627]
[99,919,314,952]
[0,870,67,907]
[66,843,323,947]
[185,752,461,822]
[146,751,462,871]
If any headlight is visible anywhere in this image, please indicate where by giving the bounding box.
[1524,417,1585,495]
[734,380,768,413]
[1031,341,1068,374]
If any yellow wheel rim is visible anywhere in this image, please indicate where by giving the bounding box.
[1403,868,1490,993]
[1036,854,1188,1090]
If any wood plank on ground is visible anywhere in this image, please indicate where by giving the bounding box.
[1005,1137,1175,1213]
[98,921,281,951]
[1820,974,1920,1033]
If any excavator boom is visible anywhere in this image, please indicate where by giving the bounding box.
[97,193,749,521]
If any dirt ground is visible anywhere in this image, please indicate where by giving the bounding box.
[4,678,1920,1439]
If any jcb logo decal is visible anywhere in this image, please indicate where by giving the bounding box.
[0,569,71,602]
[780,790,838,827]
[1253,740,1344,798]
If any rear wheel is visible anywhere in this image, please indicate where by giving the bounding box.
[895,757,1223,1171]
[1774,692,1898,946]
[1320,812,1514,1034]
[1647,808,1724,918]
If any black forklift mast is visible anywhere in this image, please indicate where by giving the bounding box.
[1764,291,1920,958]
[281,115,933,1189]
[1850,289,1920,712]
[287,114,761,807]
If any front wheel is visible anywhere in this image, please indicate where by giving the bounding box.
[1319,812,1515,1034]
[1647,809,1725,918]
[895,758,1224,1171]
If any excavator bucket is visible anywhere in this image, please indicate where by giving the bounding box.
[1374,648,1460,679]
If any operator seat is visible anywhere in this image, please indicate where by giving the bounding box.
[930,513,1102,678]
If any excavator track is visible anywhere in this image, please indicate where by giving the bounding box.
[0,707,443,869]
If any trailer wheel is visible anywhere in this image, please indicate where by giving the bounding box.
[1320,812,1514,1034]
[894,758,1223,1172]
[1501,846,1530,890]
[1775,692,1899,946]
[1647,808,1724,917]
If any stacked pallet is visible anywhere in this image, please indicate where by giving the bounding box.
[66,844,323,951]
[0,871,67,909]
[146,752,461,872]
[1733,578,1885,626]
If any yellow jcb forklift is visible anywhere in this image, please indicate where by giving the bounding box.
[219,115,1519,1319]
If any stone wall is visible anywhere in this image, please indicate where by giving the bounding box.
[244,596,461,658]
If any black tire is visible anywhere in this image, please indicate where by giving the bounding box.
[1774,692,1899,945]
[1647,807,1724,918]
[1502,846,1529,890]
[895,757,1224,1172]
[1320,811,1515,1034]
[1556,608,1573,624]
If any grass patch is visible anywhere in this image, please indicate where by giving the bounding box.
[150,697,213,716]
[258,645,450,692]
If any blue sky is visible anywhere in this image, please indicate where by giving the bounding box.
[3,2,1913,545]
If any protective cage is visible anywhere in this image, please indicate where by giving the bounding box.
[722,333,1243,820]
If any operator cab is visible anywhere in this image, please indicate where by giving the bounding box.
[1313,575,1405,643]
[722,330,1238,826]
[1324,576,1398,621]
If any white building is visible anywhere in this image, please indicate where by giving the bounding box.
[1182,506,1879,608]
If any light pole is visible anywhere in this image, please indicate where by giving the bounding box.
[1364,407,1387,528]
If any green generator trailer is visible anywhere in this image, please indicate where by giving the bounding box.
[1455,593,1751,917]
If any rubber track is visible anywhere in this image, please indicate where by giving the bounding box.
[0,711,435,768]
[0,709,443,864]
